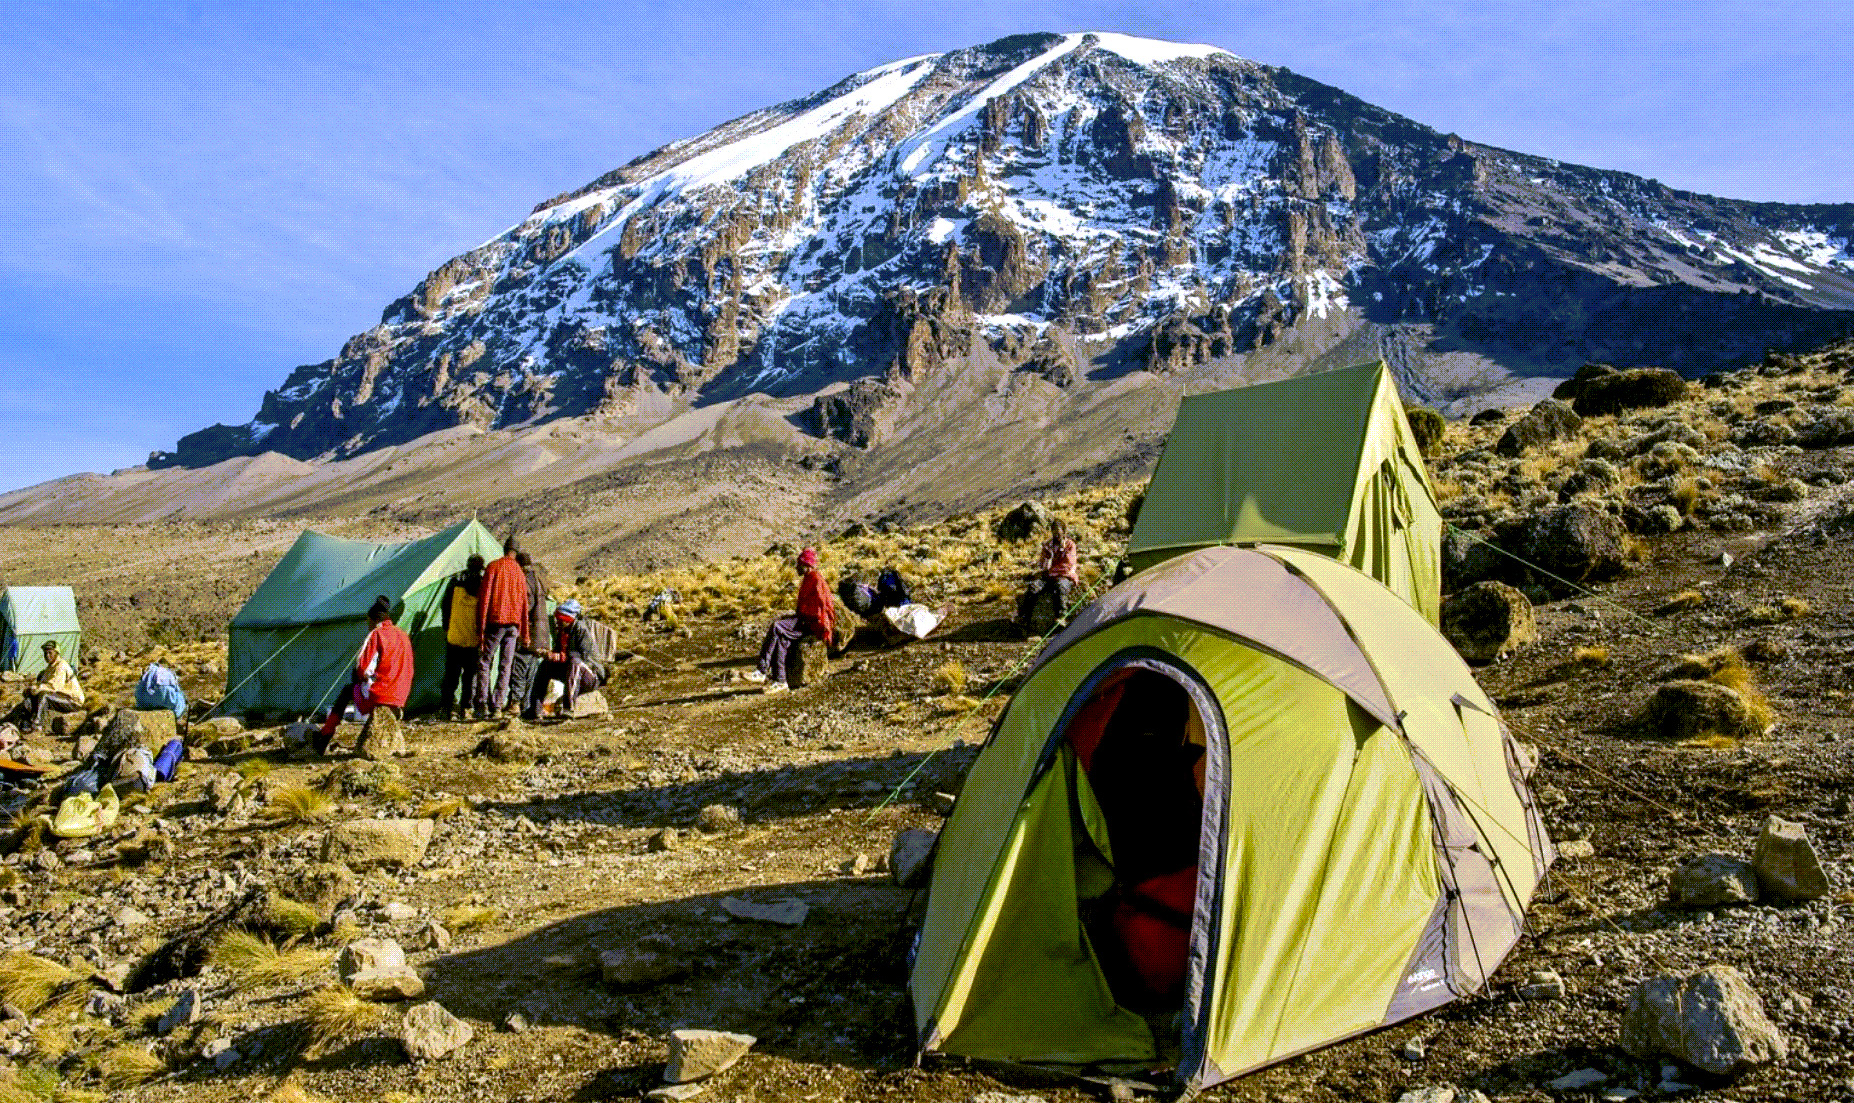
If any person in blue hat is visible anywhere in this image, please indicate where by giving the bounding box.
[523,598,605,720]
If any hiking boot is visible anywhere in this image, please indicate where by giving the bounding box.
[764,681,788,695]
[741,669,766,684]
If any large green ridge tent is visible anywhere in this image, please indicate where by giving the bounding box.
[224,520,502,717]
[1,587,81,677]
[1126,361,1444,624]
[911,545,1552,1089]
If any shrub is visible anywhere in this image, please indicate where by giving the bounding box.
[929,661,968,696]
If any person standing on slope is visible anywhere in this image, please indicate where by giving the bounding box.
[437,554,484,720]
[746,547,835,691]
[315,595,413,755]
[474,536,530,719]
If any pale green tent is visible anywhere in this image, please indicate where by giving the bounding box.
[1,587,81,677]
[911,545,1551,1089]
[224,520,503,717]
[1126,361,1443,624]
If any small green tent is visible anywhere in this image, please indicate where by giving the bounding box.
[912,545,1551,1089]
[224,520,503,717]
[1126,361,1444,624]
[1,587,81,677]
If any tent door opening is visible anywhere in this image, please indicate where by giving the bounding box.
[1048,651,1227,1070]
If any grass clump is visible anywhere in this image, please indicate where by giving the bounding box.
[263,894,324,941]
[126,996,177,1037]
[211,931,331,992]
[96,1044,163,1091]
[264,784,334,824]
[1655,589,1706,615]
[0,952,76,1014]
[417,798,463,821]
[234,756,276,780]
[1571,645,1611,668]
[297,985,386,1056]
[1706,657,1775,733]
[929,661,968,696]
[440,905,498,933]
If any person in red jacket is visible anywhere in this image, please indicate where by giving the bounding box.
[316,595,414,754]
[473,535,530,719]
[746,547,835,690]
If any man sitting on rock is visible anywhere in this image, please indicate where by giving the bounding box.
[134,655,187,720]
[315,595,413,755]
[745,547,835,691]
[18,641,84,734]
[1017,519,1080,636]
[524,599,604,720]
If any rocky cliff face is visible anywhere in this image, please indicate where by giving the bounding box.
[157,31,1854,467]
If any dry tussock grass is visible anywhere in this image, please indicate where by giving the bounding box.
[212,931,331,992]
[263,784,333,824]
[0,952,76,1014]
[441,904,498,932]
[929,661,968,696]
[297,985,386,1056]
[1706,657,1775,732]
[1571,645,1610,668]
[1655,590,1706,615]
[95,1044,163,1091]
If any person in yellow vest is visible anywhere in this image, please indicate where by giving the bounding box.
[437,555,485,721]
[19,641,84,733]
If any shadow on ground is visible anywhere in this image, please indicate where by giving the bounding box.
[477,746,980,830]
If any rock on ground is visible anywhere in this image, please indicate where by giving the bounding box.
[994,501,1051,541]
[664,1028,756,1083]
[1619,964,1788,1077]
[720,896,808,927]
[401,1000,474,1061]
[1643,681,1763,741]
[349,965,426,1001]
[891,827,938,888]
[1752,815,1831,901]
[338,938,408,981]
[1495,398,1583,457]
[696,804,740,832]
[1569,367,1688,417]
[321,818,434,871]
[1668,854,1760,907]
[358,706,406,760]
[600,939,689,987]
[1441,582,1537,664]
[1514,504,1630,592]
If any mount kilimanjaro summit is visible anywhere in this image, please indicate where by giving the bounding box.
[22,31,1854,546]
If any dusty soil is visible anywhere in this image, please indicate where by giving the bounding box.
[0,356,1851,1103]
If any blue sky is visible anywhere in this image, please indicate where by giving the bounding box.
[2,0,1849,493]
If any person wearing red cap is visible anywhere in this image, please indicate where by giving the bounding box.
[746,547,835,690]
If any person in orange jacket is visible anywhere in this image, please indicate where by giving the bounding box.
[473,535,530,718]
[746,547,834,690]
[316,595,413,754]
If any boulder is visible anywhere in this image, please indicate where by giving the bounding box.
[479,726,542,763]
[890,828,938,888]
[1495,399,1583,457]
[204,774,243,815]
[664,1028,756,1083]
[1751,815,1830,902]
[415,920,452,952]
[129,709,179,749]
[600,940,688,987]
[720,896,808,927]
[1668,854,1759,907]
[1517,504,1629,591]
[400,1000,474,1061]
[1557,458,1621,500]
[1440,582,1537,665]
[1571,368,1689,417]
[568,690,610,718]
[357,706,405,761]
[195,716,243,738]
[646,828,680,852]
[1643,681,1763,741]
[1552,362,1620,400]
[338,938,407,981]
[296,862,358,923]
[47,711,86,737]
[1624,503,1684,536]
[349,965,426,1001]
[156,988,201,1035]
[1519,970,1566,1000]
[1441,528,1511,592]
[994,501,1051,542]
[696,805,740,833]
[1797,409,1854,450]
[788,635,829,687]
[1619,964,1788,1077]
[321,818,434,871]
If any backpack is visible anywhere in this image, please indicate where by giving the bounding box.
[838,578,877,617]
[578,616,620,667]
[876,568,911,609]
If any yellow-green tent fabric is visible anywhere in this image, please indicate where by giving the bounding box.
[910,545,1551,1089]
[224,520,503,717]
[1126,362,1443,624]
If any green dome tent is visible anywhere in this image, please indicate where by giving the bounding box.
[1126,361,1443,624]
[910,545,1551,1089]
[224,520,503,718]
[1,587,81,677]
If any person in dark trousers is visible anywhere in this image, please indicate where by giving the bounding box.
[524,599,605,719]
[438,554,485,720]
[473,536,530,719]
[316,595,414,755]
[745,547,834,690]
[507,550,552,712]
